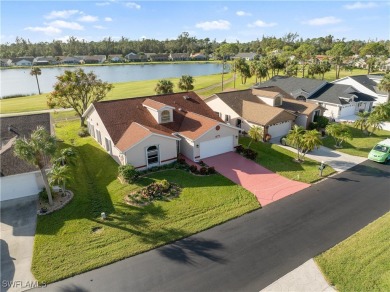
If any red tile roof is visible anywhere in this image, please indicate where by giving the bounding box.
[92,92,224,151]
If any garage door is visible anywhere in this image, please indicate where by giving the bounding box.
[200,136,234,159]
[268,121,292,138]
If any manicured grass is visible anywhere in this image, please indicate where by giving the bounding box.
[32,120,260,283]
[0,72,228,114]
[322,125,390,157]
[316,213,390,291]
[0,68,377,114]
[240,137,335,183]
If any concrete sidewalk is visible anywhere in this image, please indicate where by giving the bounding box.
[261,259,335,292]
[273,141,367,173]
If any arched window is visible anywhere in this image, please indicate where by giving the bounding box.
[161,110,171,122]
[147,145,159,166]
[296,96,306,102]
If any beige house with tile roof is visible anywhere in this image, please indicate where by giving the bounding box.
[83,92,239,169]
[205,87,325,139]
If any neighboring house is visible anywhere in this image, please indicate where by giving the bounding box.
[258,76,376,119]
[232,52,257,61]
[12,57,34,66]
[0,113,53,202]
[379,58,390,72]
[169,53,190,61]
[62,56,82,64]
[333,75,388,105]
[82,55,106,64]
[191,53,208,61]
[83,92,239,169]
[205,87,325,139]
[314,55,329,64]
[109,54,124,62]
[0,59,10,67]
[149,53,170,62]
[33,56,58,66]
[125,52,147,62]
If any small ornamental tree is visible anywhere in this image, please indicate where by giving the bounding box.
[155,79,174,94]
[247,126,264,148]
[48,69,114,127]
[326,123,353,148]
[177,75,194,91]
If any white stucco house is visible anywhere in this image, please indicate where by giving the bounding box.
[83,92,239,169]
[0,113,52,202]
[333,75,388,106]
[258,76,376,120]
[205,86,325,139]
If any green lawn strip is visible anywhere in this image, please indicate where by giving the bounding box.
[32,120,259,283]
[240,137,335,183]
[322,125,390,157]
[315,213,390,291]
[0,72,229,114]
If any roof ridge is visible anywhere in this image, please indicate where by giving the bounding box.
[97,91,196,104]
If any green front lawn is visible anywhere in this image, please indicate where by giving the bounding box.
[32,120,260,283]
[240,137,335,183]
[322,125,390,157]
[316,212,390,291]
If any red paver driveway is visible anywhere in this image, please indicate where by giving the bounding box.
[203,152,310,207]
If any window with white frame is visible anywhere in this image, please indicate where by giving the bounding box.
[105,137,112,154]
[96,130,102,144]
[161,110,171,123]
[225,114,230,122]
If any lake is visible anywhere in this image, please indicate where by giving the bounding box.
[0,63,225,98]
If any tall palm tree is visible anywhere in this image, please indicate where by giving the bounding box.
[354,111,370,133]
[30,67,42,94]
[14,126,57,205]
[53,147,77,166]
[247,126,264,148]
[371,102,390,121]
[378,73,390,103]
[155,79,174,94]
[326,123,353,148]
[366,114,383,136]
[49,164,71,194]
[300,130,322,160]
[177,75,194,91]
[286,125,305,161]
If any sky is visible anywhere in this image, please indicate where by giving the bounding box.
[1,1,389,44]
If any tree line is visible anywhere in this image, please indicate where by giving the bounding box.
[2,33,389,62]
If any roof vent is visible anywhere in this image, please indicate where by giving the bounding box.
[178,108,183,111]
[183,95,190,100]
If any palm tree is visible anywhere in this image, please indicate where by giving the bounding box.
[155,79,174,94]
[177,75,194,91]
[14,126,57,205]
[30,67,42,94]
[378,73,390,103]
[366,114,383,135]
[371,102,390,121]
[326,123,353,148]
[247,126,264,148]
[49,164,71,194]
[53,147,77,166]
[286,125,305,161]
[300,130,322,160]
[354,111,370,133]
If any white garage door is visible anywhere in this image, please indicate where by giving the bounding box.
[268,121,292,138]
[339,105,356,118]
[200,136,234,159]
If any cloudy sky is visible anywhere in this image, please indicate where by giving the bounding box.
[1,1,389,44]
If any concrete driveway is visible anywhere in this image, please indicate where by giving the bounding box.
[1,196,37,292]
[203,152,310,206]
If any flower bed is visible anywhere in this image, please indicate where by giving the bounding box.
[124,180,181,206]
[37,190,74,215]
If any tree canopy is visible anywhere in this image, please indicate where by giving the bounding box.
[48,69,113,126]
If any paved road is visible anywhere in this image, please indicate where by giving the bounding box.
[39,160,390,292]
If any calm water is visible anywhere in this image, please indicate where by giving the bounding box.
[0,63,225,98]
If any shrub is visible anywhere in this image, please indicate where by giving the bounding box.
[38,188,49,202]
[177,157,185,164]
[315,115,329,129]
[126,180,181,205]
[199,167,208,175]
[235,144,244,154]
[118,164,139,183]
[207,166,216,174]
[189,165,197,173]
[308,122,318,130]
[199,160,206,166]
[159,179,170,191]
[78,126,89,137]
[243,148,258,160]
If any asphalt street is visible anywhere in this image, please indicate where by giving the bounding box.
[38,160,389,292]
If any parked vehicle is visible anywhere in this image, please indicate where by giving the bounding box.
[368,138,390,163]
